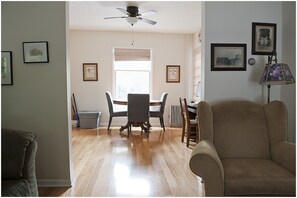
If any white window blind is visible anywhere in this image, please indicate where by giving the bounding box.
[113,48,152,102]
[114,48,151,61]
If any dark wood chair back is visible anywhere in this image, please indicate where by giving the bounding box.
[179,97,198,147]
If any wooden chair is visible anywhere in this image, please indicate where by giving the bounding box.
[150,92,168,131]
[179,97,199,147]
[105,91,127,130]
[127,94,150,138]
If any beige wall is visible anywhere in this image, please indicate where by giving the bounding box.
[1,2,74,186]
[70,30,191,127]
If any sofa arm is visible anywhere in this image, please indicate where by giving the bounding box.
[271,141,295,175]
[23,137,39,196]
[189,140,224,196]
[1,128,39,196]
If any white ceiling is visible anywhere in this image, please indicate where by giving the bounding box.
[69,1,202,34]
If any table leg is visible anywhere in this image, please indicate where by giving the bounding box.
[119,122,130,132]
[119,121,151,138]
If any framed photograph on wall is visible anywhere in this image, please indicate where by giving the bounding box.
[252,22,277,55]
[83,63,98,81]
[23,41,49,63]
[166,65,180,83]
[1,51,13,85]
[211,43,247,71]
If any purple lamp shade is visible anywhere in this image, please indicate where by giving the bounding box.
[259,63,295,85]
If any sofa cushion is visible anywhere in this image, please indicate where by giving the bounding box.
[222,159,296,196]
[2,179,32,197]
[1,129,36,179]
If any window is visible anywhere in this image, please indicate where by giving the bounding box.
[113,48,152,100]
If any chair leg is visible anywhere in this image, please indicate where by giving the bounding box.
[159,117,165,131]
[128,123,131,138]
[186,130,190,147]
[108,116,112,130]
[196,126,199,143]
[146,122,150,138]
[181,125,185,142]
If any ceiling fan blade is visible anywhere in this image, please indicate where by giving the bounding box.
[138,17,157,25]
[116,7,129,15]
[104,16,127,19]
[140,10,156,17]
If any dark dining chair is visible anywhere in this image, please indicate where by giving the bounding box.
[150,92,168,131]
[105,91,127,130]
[179,97,199,147]
[127,94,150,137]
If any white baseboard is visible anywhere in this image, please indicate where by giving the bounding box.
[37,179,72,187]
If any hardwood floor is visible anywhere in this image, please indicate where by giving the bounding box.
[38,127,204,197]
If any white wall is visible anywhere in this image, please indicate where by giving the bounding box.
[192,31,202,102]
[1,2,73,186]
[281,2,296,143]
[203,1,295,142]
[203,2,283,103]
[70,30,190,127]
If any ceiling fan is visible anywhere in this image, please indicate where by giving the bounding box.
[104,6,157,26]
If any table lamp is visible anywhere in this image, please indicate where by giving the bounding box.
[259,52,295,103]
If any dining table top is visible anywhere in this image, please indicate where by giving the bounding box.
[113,99,162,106]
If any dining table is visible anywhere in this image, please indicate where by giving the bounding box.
[113,98,162,132]
[113,99,162,106]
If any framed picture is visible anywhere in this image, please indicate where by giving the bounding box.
[211,43,247,71]
[1,51,13,85]
[166,65,180,83]
[252,22,277,55]
[23,41,49,63]
[83,63,98,81]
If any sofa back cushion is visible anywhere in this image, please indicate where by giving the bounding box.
[1,129,36,179]
[211,101,270,159]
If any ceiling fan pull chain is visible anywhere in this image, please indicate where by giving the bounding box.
[131,31,135,46]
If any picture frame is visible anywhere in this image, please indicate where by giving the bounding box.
[23,41,49,63]
[252,22,277,55]
[166,65,180,83]
[1,51,13,85]
[83,63,98,81]
[211,43,247,71]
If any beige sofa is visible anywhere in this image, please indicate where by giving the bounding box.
[189,100,295,196]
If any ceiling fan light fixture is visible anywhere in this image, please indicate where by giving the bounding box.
[105,6,156,26]
[126,17,138,26]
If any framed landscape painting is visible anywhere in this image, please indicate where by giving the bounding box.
[211,43,247,71]
[23,41,49,63]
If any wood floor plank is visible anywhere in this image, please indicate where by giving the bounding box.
[38,127,204,196]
